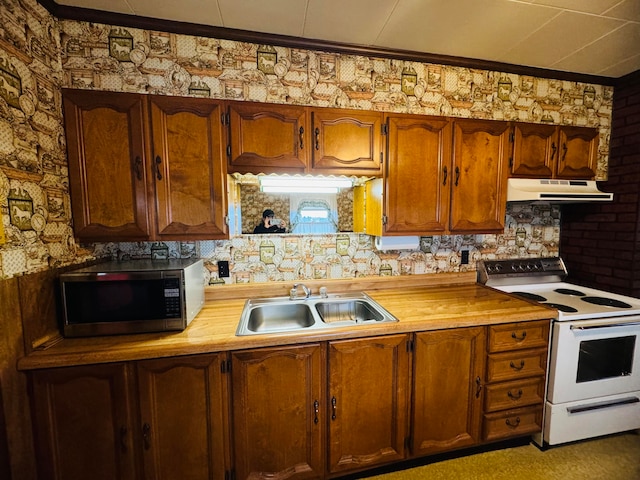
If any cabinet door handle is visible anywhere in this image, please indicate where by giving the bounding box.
[454,166,460,186]
[475,376,482,398]
[133,156,143,181]
[511,331,527,341]
[551,142,557,160]
[508,389,523,400]
[313,399,319,424]
[299,126,304,150]
[120,426,128,453]
[561,143,568,162]
[510,360,525,371]
[142,423,151,450]
[314,127,320,150]
[443,166,448,186]
[331,396,337,420]
[506,416,521,428]
[154,156,163,180]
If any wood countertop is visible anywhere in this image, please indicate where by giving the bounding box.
[17,280,556,371]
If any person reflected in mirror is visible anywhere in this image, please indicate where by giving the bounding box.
[253,209,287,234]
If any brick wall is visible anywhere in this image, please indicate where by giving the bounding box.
[561,70,640,297]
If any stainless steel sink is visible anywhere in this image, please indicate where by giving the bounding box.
[236,292,397,336]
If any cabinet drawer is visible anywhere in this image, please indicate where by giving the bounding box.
[484,377,545,413]
[488,320,550,353]
[486,348,547,383]
[483,406,542,442]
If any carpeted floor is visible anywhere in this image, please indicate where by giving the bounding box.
[363,432,640,480]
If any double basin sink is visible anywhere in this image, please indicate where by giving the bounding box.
[236,292,398,336]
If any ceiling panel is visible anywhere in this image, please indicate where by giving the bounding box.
[53,0,640,78]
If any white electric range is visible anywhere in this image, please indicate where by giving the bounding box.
[478,257,640,446]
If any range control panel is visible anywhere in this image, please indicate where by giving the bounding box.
[477,257,567,286]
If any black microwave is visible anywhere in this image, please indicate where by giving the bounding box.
[59,258,205,337]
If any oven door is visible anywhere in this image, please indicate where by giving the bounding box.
[547,315,640,404]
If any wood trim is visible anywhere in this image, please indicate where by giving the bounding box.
[37,1,617,86]
[205,271,477,301]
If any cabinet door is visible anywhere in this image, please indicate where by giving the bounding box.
[328,335,410,474]
[149,95,228,239]
[511,123,556,177]
[555,126,598,179]
[30,364,139,480]
[62,89,151,241]
[311,108,383,175]
[412,327,485,456]
[450,119,510,233]
[231,344,325,480]
[227,101,308,173]
[136,354,229,480]
[384,115,452,234]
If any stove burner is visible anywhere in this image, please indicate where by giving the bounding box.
[512,292,547,302]
[581,296,633,309]
[542,303,579,313]
[554,288,586,296]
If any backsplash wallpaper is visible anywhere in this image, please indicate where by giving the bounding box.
[0,0,612,282]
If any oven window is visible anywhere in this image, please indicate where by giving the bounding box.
[577,336,636,383]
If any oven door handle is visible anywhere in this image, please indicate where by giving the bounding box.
[570,321,640,330]
[567,396,639,414]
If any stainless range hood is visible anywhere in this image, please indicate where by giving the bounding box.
[507,178,613,202]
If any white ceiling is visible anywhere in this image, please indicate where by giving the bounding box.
[56,0,640,78]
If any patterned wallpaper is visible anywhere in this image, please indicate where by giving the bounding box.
[0,0,613,283]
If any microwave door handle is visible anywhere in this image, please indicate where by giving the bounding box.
[570,321,640,330]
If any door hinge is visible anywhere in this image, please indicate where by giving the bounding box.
[381,124,388,135]
[226,144,231,158]
[221,359,231,374]
[224,215,230,225]
[509,157,513,168]
[380,152,383,164]
[404,436,411,451]
[382,215,388,225]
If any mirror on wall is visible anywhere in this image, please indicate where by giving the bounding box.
[229,174,369,235]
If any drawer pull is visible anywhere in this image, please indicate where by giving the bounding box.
[508,389,523,400]
[510,360,525,371]
[506,416,521,428]
[511,331,527,341]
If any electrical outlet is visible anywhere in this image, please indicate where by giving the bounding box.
[218,260,230,277]
[461,250,469,265]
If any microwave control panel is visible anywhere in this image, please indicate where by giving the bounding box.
[163,277,182,318]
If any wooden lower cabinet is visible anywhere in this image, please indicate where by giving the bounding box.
[327,335,411,475]
[230,344,326,480]
[482,320,550,442]
[411,327,486,456]
[30,354,229,480]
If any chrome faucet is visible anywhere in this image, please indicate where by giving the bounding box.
[290,283,311,300]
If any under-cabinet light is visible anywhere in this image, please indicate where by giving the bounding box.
[261,186,339,194]
[258,176,353,193]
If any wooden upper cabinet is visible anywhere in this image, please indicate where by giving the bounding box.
[383,114,451,235]
[310,108,383,175]
[328,335,410,475]
[136,354,229,480]
[227,101,308,174]
[511,123,598,179]
[556,126,598,179]
[450,119,510,233]
[511,123,556,178]
[412,327,486,457]
[231,344,325,480]
[149,95,228,239]
[62,89,151,241]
